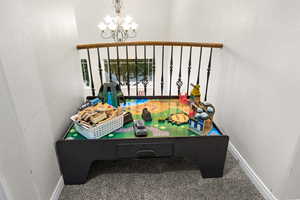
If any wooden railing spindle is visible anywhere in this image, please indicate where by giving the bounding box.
[96,48,103,86]
[152,45,156,96]
[196,47,203,85]
[125,46,130,96]
[186,46,192,94]
[143,45,148,95]
[134,45,138,96]
[116,46,121,86]
[176,46,183,95]
[161,45,164,95]
[87,49,95,96]
[106,47,112,82]
[169,46,174,96]
[204,48,213,101]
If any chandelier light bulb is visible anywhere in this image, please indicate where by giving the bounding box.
[122,23,130,31]
[108,23,117,31]
[98,22,107,31]
[104,15,113,24]
[131,22,138,30]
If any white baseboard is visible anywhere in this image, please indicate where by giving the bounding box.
[228,142,278,200]
[50,176,64,200]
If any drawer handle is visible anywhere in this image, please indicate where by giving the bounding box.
[136,150,156,158]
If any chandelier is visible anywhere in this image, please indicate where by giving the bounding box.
[98,0,138,42]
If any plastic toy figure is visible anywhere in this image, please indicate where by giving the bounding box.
[98,82,125,107]
[190,84,201,106]
[142,108,152,121]
[188,110,196,118]
[179,93,188,104]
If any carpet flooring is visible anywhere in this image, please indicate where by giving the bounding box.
[59,152,264,200]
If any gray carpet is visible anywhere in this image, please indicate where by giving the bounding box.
[59,152,264,200]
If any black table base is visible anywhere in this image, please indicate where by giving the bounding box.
[56,135,229,185]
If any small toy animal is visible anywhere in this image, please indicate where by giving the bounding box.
[142,108,152,121]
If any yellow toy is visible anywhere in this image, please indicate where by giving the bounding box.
[190,84,201,106]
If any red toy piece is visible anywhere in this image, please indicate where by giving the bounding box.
[179,93,188,104]
[189,111,196,118]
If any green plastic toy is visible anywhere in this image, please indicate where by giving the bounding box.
[98,82,125,107]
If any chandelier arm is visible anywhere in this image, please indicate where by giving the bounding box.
[113,30,128,42]
[122,31,129,41]
[127,30,137,39]
[101,31,114,39]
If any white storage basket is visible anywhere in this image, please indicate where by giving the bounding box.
[74,114,124,139]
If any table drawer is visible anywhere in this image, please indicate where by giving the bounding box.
[117,143,173,158]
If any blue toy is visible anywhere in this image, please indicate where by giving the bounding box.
[189,118,204,133]
[79,98,100,110]
[98,82,125,107]
[188,112,209,134]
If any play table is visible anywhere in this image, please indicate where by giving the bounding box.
[56,97,229,185]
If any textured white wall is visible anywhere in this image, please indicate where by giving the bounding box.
[0,61,38,200]
[285,137,300,199]
[169,0,300,199]
[0,0,83,199]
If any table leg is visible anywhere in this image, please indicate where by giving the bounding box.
[199,166,224,178]
[60,159,92,185]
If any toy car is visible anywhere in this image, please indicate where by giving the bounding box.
[133,120,148,137]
